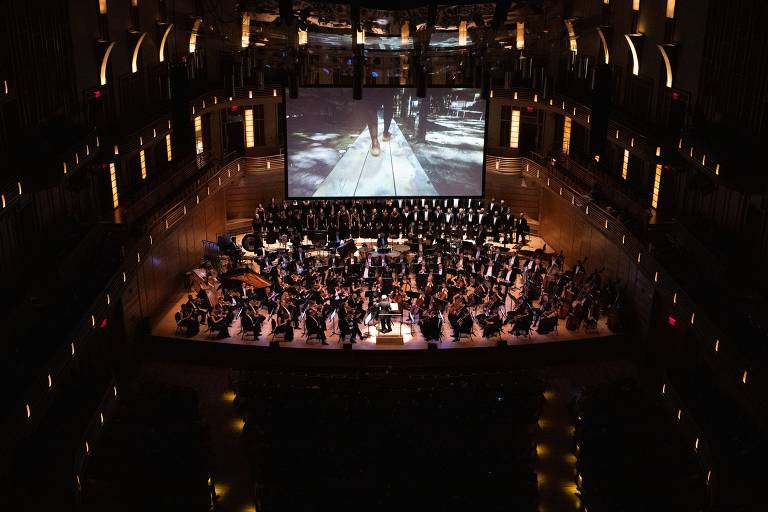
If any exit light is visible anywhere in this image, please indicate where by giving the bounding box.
[230,105,239,112]
[668,316,677,327]
[93,90,101,98]
[671,91,681,100]
[526,106,534,113]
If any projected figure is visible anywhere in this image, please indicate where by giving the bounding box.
[364,89,395,157]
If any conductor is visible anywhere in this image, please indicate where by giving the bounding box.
[376,232,389,250]
[379,294,393,333]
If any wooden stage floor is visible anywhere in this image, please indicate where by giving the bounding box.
[151,236,619,352]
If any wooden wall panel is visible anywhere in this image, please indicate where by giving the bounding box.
[226,169,285,221]
[127,188,226,331]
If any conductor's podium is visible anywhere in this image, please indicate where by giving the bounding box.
[376,303,404,345]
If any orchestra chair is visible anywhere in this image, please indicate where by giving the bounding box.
[269,317,287,343]
[511,316,534,338]
[240,315,260,341]
[174,312,187,335]
[205,316,218,339]
[483,322,504,341]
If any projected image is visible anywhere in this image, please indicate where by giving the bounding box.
[286,88,486,197]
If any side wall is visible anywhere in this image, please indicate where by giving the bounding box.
[121,187,226,344]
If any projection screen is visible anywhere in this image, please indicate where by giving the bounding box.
[285,88,486,198]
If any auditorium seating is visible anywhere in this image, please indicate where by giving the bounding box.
[573,379,707,512]
[232,368,545,512]
[80,383,212,512]
[668,364,768,511]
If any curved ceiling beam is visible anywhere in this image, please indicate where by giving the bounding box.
[597,27,610,64]
[100,41,116,86]
[131,32,147,73]
[159,24,173,62]
[624,34,640,75]
[658,44,673,88]
[189,17,203,54]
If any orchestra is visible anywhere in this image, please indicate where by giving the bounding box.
[175,198,621,346]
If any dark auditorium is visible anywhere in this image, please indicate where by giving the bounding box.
[3,1,768,511]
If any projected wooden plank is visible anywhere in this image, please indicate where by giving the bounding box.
[312,128,370,197]
[312,119,437,197]
[388,121,437,196]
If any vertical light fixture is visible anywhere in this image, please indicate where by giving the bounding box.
[565,20,578,54]
[356,28,365,46]
[298,27,308,46]
[509,109,520,149]
[651,164,662,208]
[165,134,173,161]
[244,109,255,148]
[189,17,202,53]
[458,20,468,46]
[109,163,119,209]
[633,0,641,10]
[241,13,251,48]
[622,149,629,180]
[139,149,147,179]
[194,115,203,155]
[516,22,525,50]
[666,0,676,18]
[99,0,107,15]
[401,21,409,47]
[562,116,572,155]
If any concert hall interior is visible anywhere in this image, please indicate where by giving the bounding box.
[2,1,768,511]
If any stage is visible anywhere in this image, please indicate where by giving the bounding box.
[151,235,621,353]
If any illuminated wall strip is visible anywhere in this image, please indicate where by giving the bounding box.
[562,116,572,155]
[564,20,578,53]
[189,17,203,53]
[624,35,640,75]
[597,28,610,64]
[509,109,520,149]
[241,13,251,47]
[633,0,641,10]
[99,0,107,15]
[139,149,147,179]
[400,22,409,46]
[658,45,673,88]
[159,24,173,62]
[666,0,676,18]
[100,42,116,86]
[516,22,525,50]
[244,109,255,148]
[651,164,662,208]
[131,33,147,73]
[622,149,629,180]
[298,27,308,46]
[194,116,203,155]
[109,163,119,209]
[165,134,173,161]
[458,20,468,46]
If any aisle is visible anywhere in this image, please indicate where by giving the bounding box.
[135,362,255,512]
[535,380,581,512]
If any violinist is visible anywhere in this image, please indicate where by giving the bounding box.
[305,304,328,345]
[419,306,441,342]
[273,298,294,341]
[448,295,468,343]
